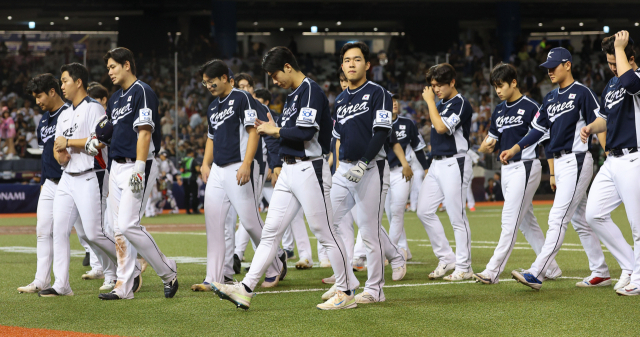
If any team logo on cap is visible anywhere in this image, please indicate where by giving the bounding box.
[547,51,554,58]
[362,94,370,100]
[569,94,576,99]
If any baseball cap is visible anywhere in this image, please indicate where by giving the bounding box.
[228,68,234,80]
[539,47,572,69]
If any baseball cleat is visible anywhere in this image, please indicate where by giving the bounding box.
[132,275,142,293]
[575,275,612,288]
[212,281,254,310]
[285,249,296,260]
[83,252,90,266]
[317,290,357,310]
[260,276,280,288]
[233,254,242,274]
[224,276,234,285]
[321,284,337,301]
[164,276,179,298]
[392,264,407,281]
[469,207,476,212]
[544,268,562,281]
[354,291,383,304]
[473,273,494,284]
[352,257,366,272]
[319,259,332,268]
[322,274,336,284]
[512,270,542,290]
[429,262,454,279]
[38,288,73,297]
[614,273,631,291]
[98,291,121,300]
[444,269,473,281]
[18,283,49,294]
[191,282,212,292]
[295,259,313,270]
[616,283,640,296]
[100,280,116,292]
[82,269,104,280]
[278,252,288,281]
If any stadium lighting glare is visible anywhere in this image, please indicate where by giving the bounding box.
[373,27,378,31]
[579,22,584,26]
[7,16,12,20]
[336,21,342,26]
[538,23,543,27]
[311,26,318,33]
[298,22,303,26]
[635,22,639,27]
[325,28,329,32]
[28,21,35,29]
[603,26,610,33]
[115,17,119,21]
[253,21,258,26]
[280,27,284,31]
[561,26,565,30]
[401,32,405,36]
[50,22,54,26]
[98,22,103,26]
[64,16,69,20]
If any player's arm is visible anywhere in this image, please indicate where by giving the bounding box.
[580,117,607,143]
[335,138,341,169]
[478,135,497,153]
[422,86,448,134]
[614,31,634,79]
[238,95,260,186]
[501,107,548,164]
[129,90,157,193]
[392,143,413,181]
[480,107,501,153]
[548,158,556,192]
[53,145,70,166]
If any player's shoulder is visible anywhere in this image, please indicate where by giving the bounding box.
[335,89,348,102]
[396,115,413,124]
[520,95,541,110]
[231,88,256,106]
[131,80,159,100]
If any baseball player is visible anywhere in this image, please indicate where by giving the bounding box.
[581,31,638,295]
[417,63,474,281]
[38,63,118,297]
[98,48,177,300]
[472,63,562,285]
[504,48,616,290]
[212,46,358,310]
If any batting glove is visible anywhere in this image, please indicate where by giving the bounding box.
[129,160,146,193]
[85,133,100,156]
[343,160,368,183]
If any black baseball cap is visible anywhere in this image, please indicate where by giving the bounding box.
[540,47,572,69]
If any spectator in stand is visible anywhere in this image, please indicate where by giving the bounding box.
[1,107,17,159]
[180,147,200,214]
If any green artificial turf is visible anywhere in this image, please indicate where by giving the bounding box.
[1,206,639,336]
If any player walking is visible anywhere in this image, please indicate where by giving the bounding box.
[417,64,474,281]
[581,31,638,295]
[472,63,562,284]
[212,46,358,310]
[504,48,614,290]
[98,48,177,300]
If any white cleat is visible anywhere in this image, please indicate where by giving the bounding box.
[443,269,474,281]
[352,257,366,272]
[319,259,332,268]
[322,274,336,284]
[317,290,357,310]
[429,262,455,280]
[575,275,612,288]
[321,284,337,301]
[212,282,254,310]
[99,280,116,292]
[544,267,562,281]
[355,291,383,304]
[295,259,313,270]
[392,264,407,281]
[614,273,631,291]
[17,283,48,294]
[82,269,104,280]
[616,283,640,296]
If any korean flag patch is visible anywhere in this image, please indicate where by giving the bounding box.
[127,96,132,102]
[139,108,152,122]
[362,94,370,101]
[244,109,257,123]
[517,109,525,115]
[569,93,576,99]
[375,110,392,126]
[229,100,235,105]
[298,107,317,124]
[399,125,406,130]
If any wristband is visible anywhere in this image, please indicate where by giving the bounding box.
[66,138,68,147]
[550,174,554,176]
[134,160,146,172]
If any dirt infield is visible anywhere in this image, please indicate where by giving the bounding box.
[0,325,122,336]
[0,223,205,235]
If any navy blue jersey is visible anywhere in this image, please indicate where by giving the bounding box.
[107,80,161,160]
[279,77,332,158]
[532,81,604,154]
[259,104,282,169]
[207,88,259,166]
[387,116,425,167]
[430,93,473,156]
[488,95,546,161]
[333,81,393,161]
[600,68,640,150]
[37,102,71,183]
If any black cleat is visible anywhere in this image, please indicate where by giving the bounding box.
[245,265,251,272]
[233,254,242,274]
[285,249,295,260]
[279,252,288,281]
[83,252,90,266]
[38,288,60,297]
[98,291,121,300]
[164,277,179,298]
[224,276,234,285]
[132,275,142,293]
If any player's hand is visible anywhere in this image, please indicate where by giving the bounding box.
[201,164,211,184]
[85,134,100,156]
[479,135,497,153]
[343,161,367,183]
[402,163,413,182]
[422,86,435,103]
[580,125,591,144]
[614,30,630,49]
[129,160,146,193]
[54,136,67,152]
[272,167,282,185]
[255,113,280,137]
[237,163,251,186]
[499,148,515,165]
[549,175,556,192]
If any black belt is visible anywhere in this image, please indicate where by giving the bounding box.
[553,150,572,159]
[610,147,638,157]
[282,155,309,165]
[114,157,135,164]
[433,155,454,160]
[48,178,60,184]
[65,168,94,177]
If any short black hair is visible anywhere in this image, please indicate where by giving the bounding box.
[339,71,347,81]
[103,47,137,75]
[340,41,370,63]
[426,64,456,86]
[262,46,300,74]
[234,73,255,88]
[26,73,62,97]
[602,35,636,60]
[87,82,109,101]
[254,89,272,104]
[199,59,229,80]
[186,147,195,155]
[490,63,519,87]
[60,63,89,90]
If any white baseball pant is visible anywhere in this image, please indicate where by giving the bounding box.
[242,158,358,292]
[109,158,171,299]
[409,152,424,212]
[384,165,412,250]
[585,152,637,282]
[467,183,475,209]
[80,170,112,273]
[281,209,314,263]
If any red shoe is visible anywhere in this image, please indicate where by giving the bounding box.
[469,207,476,212]
[576,276,612,287]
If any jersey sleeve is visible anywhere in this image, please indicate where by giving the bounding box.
[619,69,640,95]
[296,83,323,130]
[332,120,341,139]
[440,96,466,135]
[599,87,610,119]
[583,87,604,123]
[240,91,258,128]
[88,103,107,133]
[487,105,501,140]
[132,85,159,133]
[206,102,215,140]
[409,122,426,151]
[531,101,550,133]
[371,88,393,130]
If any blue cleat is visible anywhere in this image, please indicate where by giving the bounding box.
[512,269,542,290]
